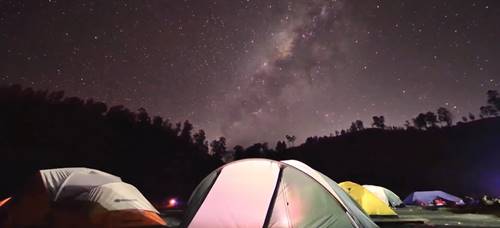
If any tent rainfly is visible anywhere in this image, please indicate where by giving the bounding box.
[363,185,404,207]
[403,191,465,206]
[3,167,166,228]
[182,159,379,228]
[339,181,397,216]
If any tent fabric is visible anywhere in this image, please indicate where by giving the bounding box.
[182,171,219,226]
[85,182,159,213]
[282,160,378,228]
[362,185,389,205]
[382,188,404,207]
[183,159,379,228]
[269,166,354,228]
[319,174,377,228]
[403,191,465,206]
[40,168,121,198]
[189,160,280,227]
[339,182,397,216]
[363,185,403,207]
[55,171,122,201]
[4,167,165,228]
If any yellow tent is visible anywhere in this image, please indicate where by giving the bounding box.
[339,181,397,216]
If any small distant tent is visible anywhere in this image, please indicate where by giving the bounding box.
[4,168,166,228]
[0,197,11,208]
[0,196,12,224]
[363,185,404,207]
[403,191,465,206]
[339,181,397,216]
[183,159,379,228]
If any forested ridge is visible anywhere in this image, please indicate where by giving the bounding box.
[1,84,499,201]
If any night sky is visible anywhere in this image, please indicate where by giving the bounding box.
[1,0,499,146]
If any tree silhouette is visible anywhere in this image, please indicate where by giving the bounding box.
[233,145,245,160]
[355,120,364,130]
[85,99,107,116]
[275,141,287,152]
[193,129,208,154]
[243,143,269,158]
[48,90,65,102]
[487,90,500,110]
[424,111,438,128]
[107,105,136,125]
[210,137,227,159]
[468,113,476,121]
[137,107,151,125]
[180,120,194,142]
[372,116,385,129]
[413,113,427,130]
[349,122,358,132]
[349,120,364,132]
[173,122,182,136]
[480,90,500,118]
[285,135,296,146]
[404,120,412,129]
[152,116,164,128]
[480,105,498,117]
[437,107,453,127]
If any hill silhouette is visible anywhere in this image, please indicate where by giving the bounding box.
[275,118,500,197]
[1,84,499,202]
[0,84,222,201]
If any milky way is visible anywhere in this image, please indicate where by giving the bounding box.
[1,0,499,146]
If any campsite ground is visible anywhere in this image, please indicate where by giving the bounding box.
[161,206,500,227]
[375,206,500,227]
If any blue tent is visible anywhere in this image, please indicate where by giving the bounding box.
[403,191,465,206]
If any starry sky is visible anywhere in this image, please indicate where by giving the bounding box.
[1,0,499,146]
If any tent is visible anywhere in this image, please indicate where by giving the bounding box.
[339,181,397,216]
[4,167,166,228]
[183,159,379,228]
[0,197,12,224]
[0,197,11,208]
[363,185,404,207]
[403,191,465,206]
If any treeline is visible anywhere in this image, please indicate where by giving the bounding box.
[1,84,500,200]
[0,84,222,200]
[217,90,500,197]
[341,90,500,134]
[221,90,500,162]
[280,116,500,197]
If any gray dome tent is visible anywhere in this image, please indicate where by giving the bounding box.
[363,185,404,207]
[182,159,378,228]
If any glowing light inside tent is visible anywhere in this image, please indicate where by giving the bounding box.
[0,197,11,207]
[167,198,178,208]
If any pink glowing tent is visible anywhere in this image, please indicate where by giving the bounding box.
[183,159,378,228]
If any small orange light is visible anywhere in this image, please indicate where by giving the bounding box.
[166,198,177,208]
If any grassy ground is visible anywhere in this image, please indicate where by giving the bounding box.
[375,206,500,227]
